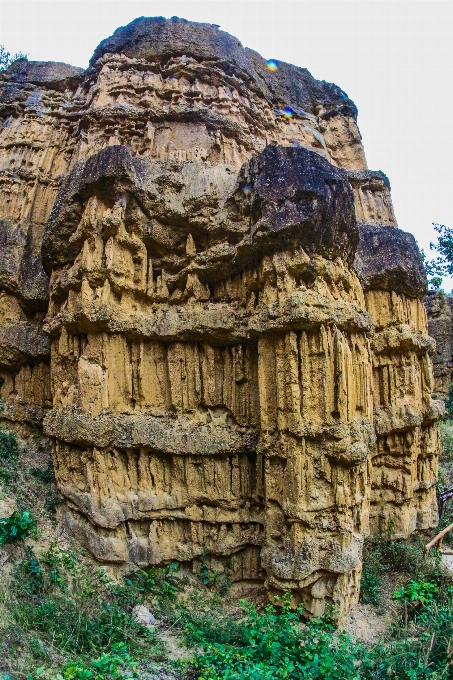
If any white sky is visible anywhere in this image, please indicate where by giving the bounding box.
[1,0,452,289]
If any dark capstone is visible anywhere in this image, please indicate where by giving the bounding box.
[354,223,427,298]
[42,145,140,274]
[0,60,83,90]
[0,218,49,310]
[234,145,358,266]
[88,16,355,119]
[43,144,358,276]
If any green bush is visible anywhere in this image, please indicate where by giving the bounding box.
[182,567,453,680]
[392,579,439,607]
[0,430,18,461]
[184,593,364,680]
[0,429,19,484]
[61,642,138,680]
[0,543,162,676]
[360,565,382,605]
[4,531,453,679]
[10,547,150,655]
[363,595,453,678]
[124,561,179,600]
[0,45,27,71]
[0,510,35,545]
[360,533,441,593]
[356,533,453,678]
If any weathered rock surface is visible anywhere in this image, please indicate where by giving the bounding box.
[354,223,427,299]
[354,225,439,536]
[0,16,440,622]
[424,291,453,399]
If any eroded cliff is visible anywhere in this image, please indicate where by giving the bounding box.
[0,16,441,621]
[424,291,453,400]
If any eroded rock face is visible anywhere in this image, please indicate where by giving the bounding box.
[355,226,440,537]
[424,291,453,399]
[0,16,440,621]
[0,58,83,432]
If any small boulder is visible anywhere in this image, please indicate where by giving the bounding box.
[132,604,157,628]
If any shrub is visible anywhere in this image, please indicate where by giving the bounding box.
[392,579,439,606]
[0,45,27,71]
[124,561,180,600]
[0,430,18,461]
[61,642,138,680]
[356,532,453,678]
[0,543,161,677]
[184,593,364,680]
[360,564,382,605]
[0,429,19,484]
[0,510,35,545]
[10,547,151,655]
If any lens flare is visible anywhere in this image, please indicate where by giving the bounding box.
[267,59,278,71]
[283,107,294,118]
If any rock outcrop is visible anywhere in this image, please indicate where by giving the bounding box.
[0,60,83,439]
[0,16,441,621]
[424,291,453,399]
[355,227,440,537]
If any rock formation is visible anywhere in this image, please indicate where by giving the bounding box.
[424,291,453,399]
[0,16,441,620]
[355,226,440,537]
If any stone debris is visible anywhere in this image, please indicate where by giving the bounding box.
[0,16,441,622]
[132,604,157,628]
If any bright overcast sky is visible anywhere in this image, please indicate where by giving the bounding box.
[1,0,453,288]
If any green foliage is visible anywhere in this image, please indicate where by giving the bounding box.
[0,510,35,545]
[124,561,179,600]
[0,543,163,676]
[0,424,60,514]
[199,549,219,587]
[444,385,453,422]
[365,593,453,678]
[0,429,18,461]
[361,531,440,582]
[421,248,445,291]
[3,526,453,679]
[360,565,382,605]
[356,532,453,678]
[22,642,138,680]
[12,549,150,655]
[429,275,443,291]
[183,593,364,680]
[31,462,54,485]
[196,550,232,594]
[0,45,27,71]
[425,223,453,280]
[60,642,138,680]
[392,579,439,607]
[0,429,19,484]
[180,537,453,680]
